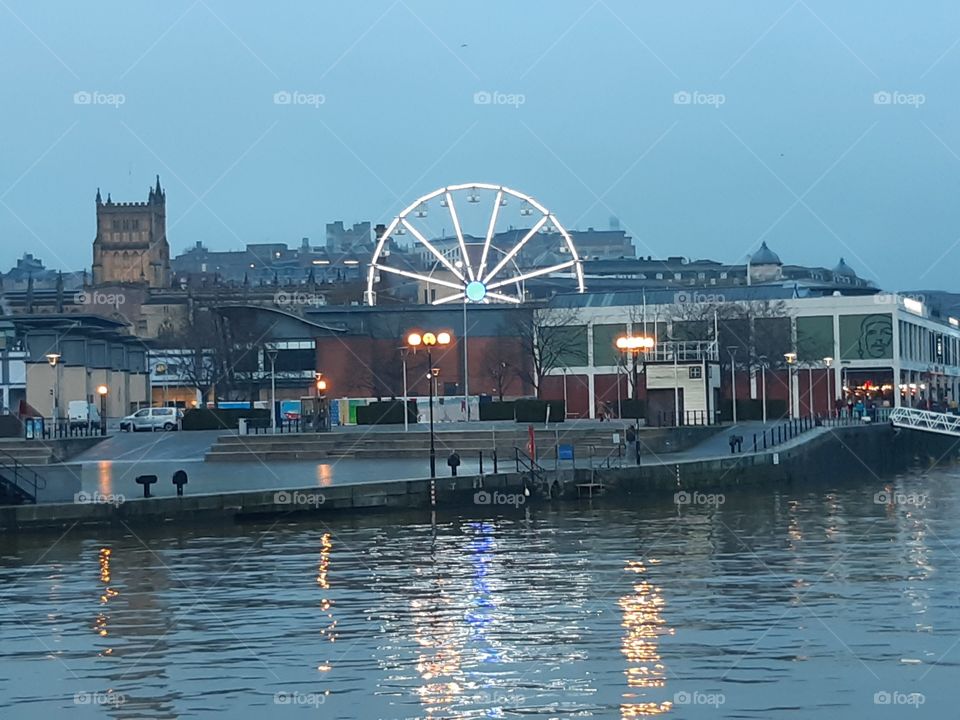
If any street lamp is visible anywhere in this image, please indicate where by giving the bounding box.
[407,330,453,478]
[784,352,798,418]
[726,346,739,424]
[824,356,834,418]
[46,352,61,434]
[266,345,279,434]
[616,334,655,465]
[314,374,329,432]
[96,384,108,436]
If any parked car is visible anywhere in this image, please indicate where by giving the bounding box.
[68,400,101,430]
[119,407,182,432]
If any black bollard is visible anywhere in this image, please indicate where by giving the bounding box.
[136,474,158,498]
[447,451,461,477]
[172,469,188,497]
[493,450,498,474]
[479,450,484,475]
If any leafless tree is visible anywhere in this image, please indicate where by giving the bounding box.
[514,307,586,398]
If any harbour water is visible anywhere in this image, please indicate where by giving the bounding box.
[0,464,956,718]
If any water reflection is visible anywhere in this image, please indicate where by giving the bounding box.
[316,533,337,673]
[619,559,672,717]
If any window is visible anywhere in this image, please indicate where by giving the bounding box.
[688,366,703,379]
[720,272,728,279]
[698,272,705,280]
[656,272,663,280]
[674,272,682,280]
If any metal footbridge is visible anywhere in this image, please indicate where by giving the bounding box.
[890,407,960,438]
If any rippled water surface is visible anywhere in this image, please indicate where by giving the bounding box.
[2,466,958,718]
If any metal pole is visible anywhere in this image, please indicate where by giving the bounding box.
[428,348,436,478]
[807,366,813,418]
[633,351,640,465]
[269,354,277,434]
[761,364,767,424]
[463,298,469,422]
[728,349,737,424]
[673,345,680,427]
[563,369,568,417]
[402,354,409,432]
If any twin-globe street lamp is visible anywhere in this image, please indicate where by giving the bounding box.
[45,352,61,434]
[615,334,655,465]
[406,330,452,478]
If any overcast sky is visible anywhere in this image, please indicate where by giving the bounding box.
[1,1,959,291]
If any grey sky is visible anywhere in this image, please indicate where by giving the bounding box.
[1,1,959,291]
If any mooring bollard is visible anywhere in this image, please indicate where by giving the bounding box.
[447,451,461,477]
[478,450,484,475]
[172,469,188,497]
[135,474,158,498]
[493,450,498,474]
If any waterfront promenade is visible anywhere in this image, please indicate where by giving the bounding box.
[26,418,826,503]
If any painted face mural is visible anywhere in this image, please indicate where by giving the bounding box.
[857,315,893,359]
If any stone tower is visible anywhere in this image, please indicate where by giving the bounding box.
[92,176,170,287]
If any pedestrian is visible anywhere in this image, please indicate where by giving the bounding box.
[735,435,743,453]
[447,451,461,477]
[625,424,637,444]
[729,434,737,454]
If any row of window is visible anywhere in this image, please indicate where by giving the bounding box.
[111,219,142,231]
[899,320,960,367]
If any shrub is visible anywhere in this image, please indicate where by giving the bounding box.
[514,399,565,423]
[182,408,270,431]
[356,400,416,425]
[479,401,516,421]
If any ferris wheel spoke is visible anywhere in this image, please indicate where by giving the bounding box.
[476,189,503,281]
[432,291,466,305]
[484,290,522,304]
[401,219,466,282]
[485,260,577,291]
[482,215,548,284]
[375,263,465,291]
[445,192,474,282]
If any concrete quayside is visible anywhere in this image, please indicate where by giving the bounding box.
[4,416,956,533]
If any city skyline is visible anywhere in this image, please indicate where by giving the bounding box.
[3,2,960,292]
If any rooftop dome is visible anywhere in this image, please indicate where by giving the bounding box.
[833,257,857,278]
[750,242,782,266]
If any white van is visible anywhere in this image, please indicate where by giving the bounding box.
[120,407,182,432]
[68,400,101,430]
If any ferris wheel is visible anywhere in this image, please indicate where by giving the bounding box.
[365,183,586,305]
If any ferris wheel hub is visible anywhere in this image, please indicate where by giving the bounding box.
[465,281,487,303]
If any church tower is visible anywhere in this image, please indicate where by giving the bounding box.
[92,176,170,287]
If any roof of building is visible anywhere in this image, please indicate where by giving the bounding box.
[750,242,782,266]
[833,257,857,278]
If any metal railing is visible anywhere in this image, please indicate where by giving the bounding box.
[514,447,549,493]
[0,447,47,504]
[589,443,624,469]
[890,407,960,437]
[655,409,711,427]
[40,419,102,439]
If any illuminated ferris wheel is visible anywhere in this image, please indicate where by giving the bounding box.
[365,183,586,305]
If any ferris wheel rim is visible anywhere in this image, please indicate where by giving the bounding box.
[366,183,586,306]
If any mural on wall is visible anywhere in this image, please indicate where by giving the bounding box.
[839,313,893,360]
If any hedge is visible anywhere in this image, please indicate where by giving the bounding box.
[616,399,647,421]
[182,408,270,431]
[514,399,565,423]
[356,400,417,425]
[479,401,516,421]
[717,399,789,422]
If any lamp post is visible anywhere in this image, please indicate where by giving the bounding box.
[616,334,655,465]
[400,348,410,432]
[726,346,738,424]
[315,374,328,432]
[46,352,61,435]
[824,356,834,418]
[96,384,108,436]
[407,330,453,478]
[758,355,769,424]
[784,352,798,418]
[266,345,278,434]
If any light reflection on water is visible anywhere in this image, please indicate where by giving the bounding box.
[0,467,958,718]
